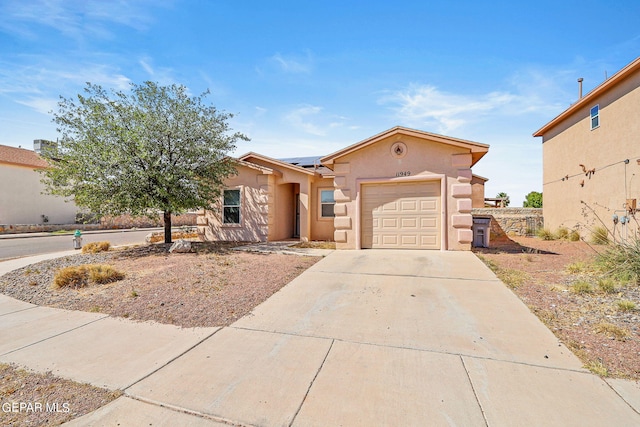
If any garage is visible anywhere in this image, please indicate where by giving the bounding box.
[361,181,441,249]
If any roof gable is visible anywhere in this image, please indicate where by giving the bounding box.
[533,56,640,137]
[239,152,316,176]
[0,145,49,169]
[320,126,489,167]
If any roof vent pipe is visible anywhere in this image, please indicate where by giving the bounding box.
[578,78,584,99]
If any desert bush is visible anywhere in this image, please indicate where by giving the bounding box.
[82,241,111,254]
[571,280,593,294]
[595,238,640,283]
[53,264,124,289]
[88,264,125,284]
[566,261,587,274]
[597,278,616,294]
[595,322,630,340]
[555,227,569,240]
[53,266,90,289]
[568,230,581,241]
[590,227,609,245]
[537,228,555,241]
[585,360,608,377]
[617,300,636,311]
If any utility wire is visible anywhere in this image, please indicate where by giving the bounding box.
[543,156,640,186]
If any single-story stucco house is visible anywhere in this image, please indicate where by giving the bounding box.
[198,126,489,250]
[0,141,78,226]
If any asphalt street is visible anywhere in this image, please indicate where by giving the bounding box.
[0,229,156,260]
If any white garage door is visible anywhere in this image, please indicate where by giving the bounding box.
[361,181,441,249]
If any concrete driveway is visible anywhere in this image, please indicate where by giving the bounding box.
[3,250,640,426]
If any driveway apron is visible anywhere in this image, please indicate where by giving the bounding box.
[121,250,640,426]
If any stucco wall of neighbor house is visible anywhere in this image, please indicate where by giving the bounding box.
[0,163,77,225]
[197,166,269,242]
[310,177,335,241]
[329,133,474,250]
[471,176,487,208]
[541,71,640,237]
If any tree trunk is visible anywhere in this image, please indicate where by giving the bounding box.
[164,210,172,244]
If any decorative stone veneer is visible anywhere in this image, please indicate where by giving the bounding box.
[472,208,544,237]
[451,153,473,245]
[332,162,351,244]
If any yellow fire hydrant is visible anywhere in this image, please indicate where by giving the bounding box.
[73,230,82,250]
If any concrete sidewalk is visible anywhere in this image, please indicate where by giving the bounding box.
[2,250,640,426]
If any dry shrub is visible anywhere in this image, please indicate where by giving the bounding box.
[536,228,555,240]
[81,241,111,254]
[53,266,90,289]
[53,264,124,289]
[571,280,593,294]
[594,322,630,340]
[617,300,636,311]
[591,227,609,245]
[555,227,569,240]
[596,237,640,283]
[88,264,125,284]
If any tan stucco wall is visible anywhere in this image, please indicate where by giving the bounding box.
[240,157,314,242]
[310,177,335,241]
[471,176,486,208]
[329,133,475,250]
[542,71,640,238]
[0,163,77,225]
[198,166,269,242]
[272,182,295,240]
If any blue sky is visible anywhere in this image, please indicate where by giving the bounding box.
[1,1,639,206]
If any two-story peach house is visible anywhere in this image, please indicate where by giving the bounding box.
[533,57,640,239]
[198,126,489,250]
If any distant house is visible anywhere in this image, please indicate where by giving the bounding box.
[533,57,640,239]
[471,174,488,208]
[0,141,77,225]
[198,126,489,250]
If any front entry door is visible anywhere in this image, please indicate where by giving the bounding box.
[294,193,300,238]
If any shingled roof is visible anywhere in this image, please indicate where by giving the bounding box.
[0,145,49,169]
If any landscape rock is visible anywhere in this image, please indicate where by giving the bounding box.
[169,239,192,253]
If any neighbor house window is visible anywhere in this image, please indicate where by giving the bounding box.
[320,189,335,218]
[223,189,241,224]
[590,105,599,130]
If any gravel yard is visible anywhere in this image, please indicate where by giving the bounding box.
[475,235,640,379]
[0,242,321,426]
[0,242,320,328]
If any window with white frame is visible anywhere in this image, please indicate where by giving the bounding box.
[223,189,241,224]
[590,105,599,130]
[319,189,335,218]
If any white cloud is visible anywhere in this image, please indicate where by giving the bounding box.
[0,0,170,40]
[380,84,517,134]
[138,56,175,85]
[380,66,576,135]
[0,59,132,116]
[284,105,326,136]
[15,97,58,115]
[270,51,313,74]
